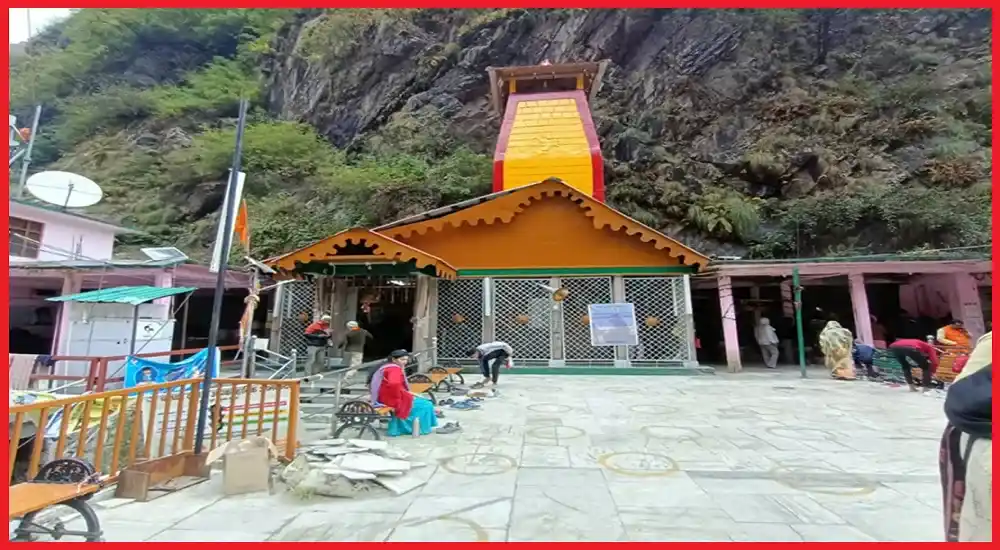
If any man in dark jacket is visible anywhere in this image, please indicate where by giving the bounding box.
[339,320,373,373]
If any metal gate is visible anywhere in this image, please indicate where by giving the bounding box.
[277,280,317,357]
[623,277,692,364]
[436,279,484,360]
[560,277,615,362]
[494,278,552,361]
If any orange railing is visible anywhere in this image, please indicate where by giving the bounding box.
[28,345,242,393]
[9,376,300,485]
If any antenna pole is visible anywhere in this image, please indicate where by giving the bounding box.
[195,98,249,455]
[15,105,42,199]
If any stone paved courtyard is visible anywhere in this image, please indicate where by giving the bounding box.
[80,370,947,542]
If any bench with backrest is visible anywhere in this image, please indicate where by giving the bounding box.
[9,458,104,542]
[332,381,435,440]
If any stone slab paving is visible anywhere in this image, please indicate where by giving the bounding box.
[75,371,947,542]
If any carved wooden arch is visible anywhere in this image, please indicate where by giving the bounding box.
[265,228,458,279]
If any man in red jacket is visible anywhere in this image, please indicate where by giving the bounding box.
[889,337,940,393]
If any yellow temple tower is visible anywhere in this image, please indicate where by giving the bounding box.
[487,60,609,202]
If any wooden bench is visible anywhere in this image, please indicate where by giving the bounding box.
[333,382,436,440]
[9,458,104,542]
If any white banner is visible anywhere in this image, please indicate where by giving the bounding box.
[209,170,246,273]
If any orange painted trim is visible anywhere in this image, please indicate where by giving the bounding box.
[264,228,458,279]
[380,180,710,269]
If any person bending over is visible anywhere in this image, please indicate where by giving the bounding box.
[468,341,513,389]
[889,337,939,393]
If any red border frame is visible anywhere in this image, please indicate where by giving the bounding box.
[4,4,999,547]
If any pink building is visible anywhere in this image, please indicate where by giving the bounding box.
[693,257,992,371]
[8,199,254,360]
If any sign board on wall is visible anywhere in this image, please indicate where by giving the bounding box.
[588,303,638,347]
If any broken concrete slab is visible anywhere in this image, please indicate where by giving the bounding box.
[373,466,435,496]
[347,439,388,451]
[304,439,347,447]
[336,453,412,474]
[321,467,378,481]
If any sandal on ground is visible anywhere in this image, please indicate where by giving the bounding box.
[437,422,462,434]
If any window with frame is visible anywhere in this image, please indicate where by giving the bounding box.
[9,217,44,258]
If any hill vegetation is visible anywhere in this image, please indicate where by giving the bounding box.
[9,9,992,260]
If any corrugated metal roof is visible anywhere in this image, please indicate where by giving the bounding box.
[9,258,186,270]
[46,285,198,305]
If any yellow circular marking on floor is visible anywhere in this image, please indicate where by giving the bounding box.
[526,403,573,413]
[432,517,491,542]
[524,425,586,440]
[597,452,680,477]
[605,387,639,394]
[771,465,877,496]
[439,453,518,476]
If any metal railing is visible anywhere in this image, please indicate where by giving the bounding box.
[27,345,242,393]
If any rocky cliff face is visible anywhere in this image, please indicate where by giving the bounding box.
[262,9,991,257]
[11,9,991,259]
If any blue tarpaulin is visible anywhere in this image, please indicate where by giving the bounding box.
[123,348,218,389]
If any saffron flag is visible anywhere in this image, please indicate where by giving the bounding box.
[234,199,250,254]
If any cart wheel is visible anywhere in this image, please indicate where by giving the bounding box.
[13,499,102,542]
[333,422,380,441]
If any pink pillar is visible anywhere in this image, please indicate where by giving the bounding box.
[951,273,985,339]
[849,273,873,345]
[780,280,794,319]
[53,273,83,355]
[153,269,175,308]
[718,275,741,372]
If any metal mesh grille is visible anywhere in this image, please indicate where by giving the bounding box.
[494,278,552,361]
[436,279,484,359]
[278,280,317,357]
[623,277,692,363]
[561,277,615,362]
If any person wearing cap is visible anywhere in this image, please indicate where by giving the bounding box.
[303,314,332,376]
[339,321,373,373]
[369,349,439,437]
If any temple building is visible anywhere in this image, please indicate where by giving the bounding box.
[264,60,710,372]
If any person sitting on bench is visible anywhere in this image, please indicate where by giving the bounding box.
[468,341,513,389]
[370,349,438,437]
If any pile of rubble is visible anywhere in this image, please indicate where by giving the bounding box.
[280,439,433,499]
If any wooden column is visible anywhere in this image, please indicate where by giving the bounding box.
[718,275,741,372]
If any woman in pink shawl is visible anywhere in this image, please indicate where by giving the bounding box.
[369,349,437,436]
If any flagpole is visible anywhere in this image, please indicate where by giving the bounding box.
[194,98,249,455]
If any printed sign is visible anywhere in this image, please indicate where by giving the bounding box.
[588,303,639,347]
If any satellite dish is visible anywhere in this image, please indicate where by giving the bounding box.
[141,247,189,262]
[25,171,103,209]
